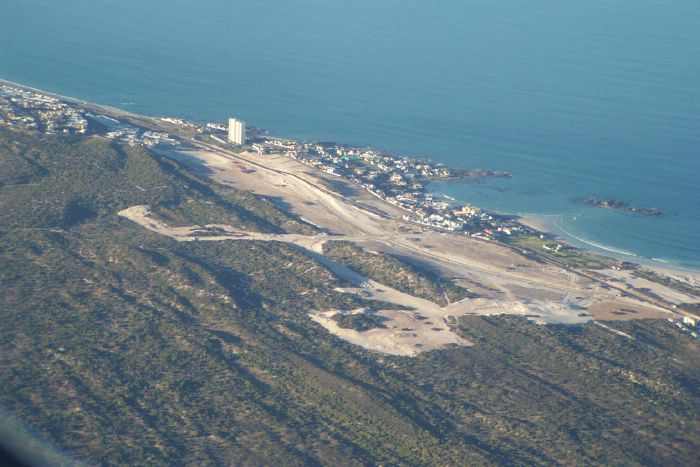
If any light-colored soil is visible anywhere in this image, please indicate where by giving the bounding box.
[596,268,700,306]
[586,300,669,321]
[309,307,472,357]
[114,143,690,355]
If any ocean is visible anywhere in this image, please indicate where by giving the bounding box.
[2,0,699,269]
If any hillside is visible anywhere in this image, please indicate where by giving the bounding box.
[1,127,699,465]
[323,240,476,307]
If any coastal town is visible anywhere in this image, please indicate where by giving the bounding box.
[0,84,88,134]
[1,81,698,333]
[244,135,524,236]
[0,82,686,284]
[0,84,179,148]
[0,82,530,240]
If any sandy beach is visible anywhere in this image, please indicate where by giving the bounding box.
[519,213,700,283]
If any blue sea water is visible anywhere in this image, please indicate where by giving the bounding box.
[2,0,699,268]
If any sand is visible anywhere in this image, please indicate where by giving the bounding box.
[113,142,694,356]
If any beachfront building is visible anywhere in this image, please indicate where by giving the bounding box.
[227,118,246,145]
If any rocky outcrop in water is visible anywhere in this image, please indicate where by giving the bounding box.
[582,198,662,216]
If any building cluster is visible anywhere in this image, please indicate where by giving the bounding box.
[0,84,87,134]
[85,114,179,147]
[252,137,530,237]
[106,128,179,148]
[0,84,181,149]
[0,84,530,240]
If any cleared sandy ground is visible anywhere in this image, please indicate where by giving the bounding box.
[114,143,691,355]
[595,268,700,306]
[118,205,474,355]
[309,307,472,357]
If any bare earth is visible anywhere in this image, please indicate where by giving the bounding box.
[117,142,695,356]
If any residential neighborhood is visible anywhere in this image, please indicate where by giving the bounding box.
[0,82,529,239]
[242,135,529,237]
[0,84,87,134]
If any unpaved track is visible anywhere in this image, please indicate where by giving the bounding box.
[116,143,681,355]
[119,199,673,356]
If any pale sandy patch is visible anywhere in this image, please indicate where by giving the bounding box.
[586,300,672,321]
[112,142,692,354]
[309,309,471,357]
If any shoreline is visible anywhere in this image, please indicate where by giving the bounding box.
[0,77,149,121]
[2,76,698,280]
[5,77,700,339]
[517,213,700,275]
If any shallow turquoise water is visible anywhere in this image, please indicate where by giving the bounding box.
[2,0,699,268]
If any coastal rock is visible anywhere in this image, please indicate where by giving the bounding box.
[582,198,663,217]
[464,169,512,179]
